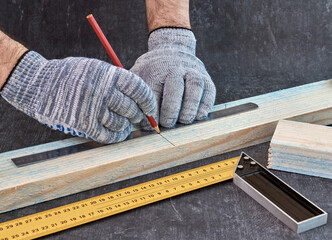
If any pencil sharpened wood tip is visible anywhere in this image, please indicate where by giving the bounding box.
[86,14,93,19]
[154,126,160,134]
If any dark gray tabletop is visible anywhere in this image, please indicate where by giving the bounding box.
[0,1,331,239]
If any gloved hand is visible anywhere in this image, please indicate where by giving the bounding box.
[131,28,216,129]
[0,51,156,143]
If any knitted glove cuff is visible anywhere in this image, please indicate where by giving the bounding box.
[1,51,47,116]
[148,28,196,55]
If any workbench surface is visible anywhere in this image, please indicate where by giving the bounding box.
[0,1,331,239]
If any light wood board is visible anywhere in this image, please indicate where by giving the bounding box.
[1,79,332,213]
[268,120,332,179]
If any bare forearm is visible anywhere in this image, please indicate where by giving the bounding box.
[0,31,27,89]
[145,0,191,32]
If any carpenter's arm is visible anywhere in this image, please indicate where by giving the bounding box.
[0,31,27,89]
[145,0,191,32]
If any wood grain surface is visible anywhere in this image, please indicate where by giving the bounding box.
[1,79,332,214]
[268,120,332,178]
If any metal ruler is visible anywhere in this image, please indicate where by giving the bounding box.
[11,102,258,167]
[0,156,239,239]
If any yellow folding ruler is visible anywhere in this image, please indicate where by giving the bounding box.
[0,156,239,239]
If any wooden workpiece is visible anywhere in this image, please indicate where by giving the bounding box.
[0,79,332,213]
[268,120,332,179]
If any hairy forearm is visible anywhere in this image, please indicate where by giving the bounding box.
[0,31,27,89]
[145,0,191,32]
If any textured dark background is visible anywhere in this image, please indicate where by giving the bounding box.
[0,0,331,239]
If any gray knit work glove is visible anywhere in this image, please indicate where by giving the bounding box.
[0,51,156,143]
[130,28,216,129]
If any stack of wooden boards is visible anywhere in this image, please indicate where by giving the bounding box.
[268,120,332,179]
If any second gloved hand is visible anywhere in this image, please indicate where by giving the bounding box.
[130,28,216,129]
[0,51,156,143]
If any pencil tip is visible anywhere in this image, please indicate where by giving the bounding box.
[154,126,160,134]
[86,14,93,19]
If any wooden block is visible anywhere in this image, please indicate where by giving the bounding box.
[268,120,332,179]
[1,79,332,213]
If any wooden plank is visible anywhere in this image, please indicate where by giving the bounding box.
[268,120,332,179]
[1,79,332,213]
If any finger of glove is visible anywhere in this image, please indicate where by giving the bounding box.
[196,75,216,120]
[140,80,163,131]
[93,123,132,144]
[160,74,184,128]
[178,71,204,124]
[116,70,156,116]
[98,107,131,132]
[107,90,145,124]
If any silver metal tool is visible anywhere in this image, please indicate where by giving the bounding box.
[233,153,328,233]
[12,102,258,167]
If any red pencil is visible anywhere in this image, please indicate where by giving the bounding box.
[87,14,160,134]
